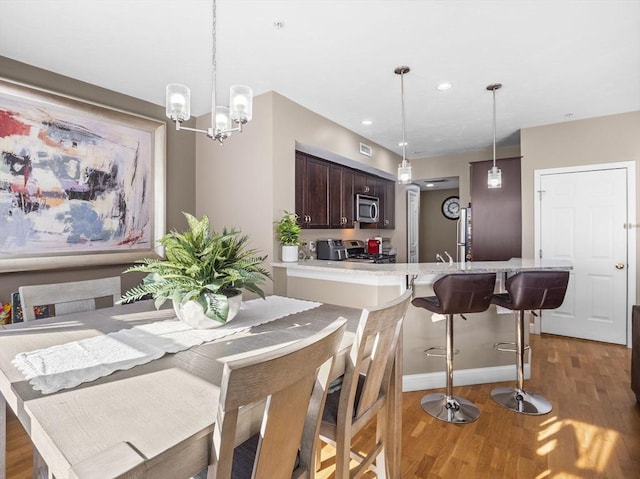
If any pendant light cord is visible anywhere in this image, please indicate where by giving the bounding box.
[492,86,496,168]
[400,71,407,165]
[210,0,217,130]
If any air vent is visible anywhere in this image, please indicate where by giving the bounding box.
[359,143,372,157]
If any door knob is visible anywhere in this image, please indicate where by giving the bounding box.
[615,263,625,269]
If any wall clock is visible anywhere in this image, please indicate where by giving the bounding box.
[441,196,460,220]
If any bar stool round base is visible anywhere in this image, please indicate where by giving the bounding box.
[491,387,552,415]
[421,393,480,423]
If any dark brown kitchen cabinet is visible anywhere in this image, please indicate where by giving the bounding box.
[361,178,395,230]
[380,179,395,229]
[295,152,330,229]
[354,172,378,196]
[469,157,521,261]
[329,164,354,228]
[295,150,395,230]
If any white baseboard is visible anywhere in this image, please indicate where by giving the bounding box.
[402,364,531,392]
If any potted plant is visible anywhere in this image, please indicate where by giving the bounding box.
[274,210,302,262]
[119,212,271,328]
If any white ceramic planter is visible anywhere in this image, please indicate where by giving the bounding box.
[282,245,299,262]
[173,292,242,329]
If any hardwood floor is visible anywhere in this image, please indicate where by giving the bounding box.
[316,334,640,478]
[5,334,640,478]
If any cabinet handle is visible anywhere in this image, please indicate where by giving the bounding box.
[364,186,370,193]
[384,219,389,225]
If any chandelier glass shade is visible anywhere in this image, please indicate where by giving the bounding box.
[487,83,502,189]
[165,0,252,143]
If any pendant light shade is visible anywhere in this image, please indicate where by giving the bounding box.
[487,83,502,189]
[395,66,412,184]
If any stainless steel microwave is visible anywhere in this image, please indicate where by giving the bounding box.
[356,194,379,223]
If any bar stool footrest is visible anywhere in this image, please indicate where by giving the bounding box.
[493,341,530,353]
[490,386,552,415]
[424,346,459,358]
[421,392,479,423]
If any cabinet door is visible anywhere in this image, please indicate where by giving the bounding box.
[305,157,330,228]
[341,167,354,227]
[329,165,355,228]
[354,172,377,196]
[295,152,330,229]
[381,179,395,229]
[329,164,343,228]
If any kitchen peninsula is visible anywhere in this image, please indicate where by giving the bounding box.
[272,258,572,391]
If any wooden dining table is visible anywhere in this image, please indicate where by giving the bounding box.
[0,297,404,479]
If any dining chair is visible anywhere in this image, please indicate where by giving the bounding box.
[317,289,412,479]
[201,316,348,479]
[18,276,121,321]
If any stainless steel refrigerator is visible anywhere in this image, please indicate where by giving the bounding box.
[457,207,472,262]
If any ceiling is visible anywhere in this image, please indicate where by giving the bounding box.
[1,0,639,163]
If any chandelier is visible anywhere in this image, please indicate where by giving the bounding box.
[487,83,502,188]
[165,0,252,143]
[395,66,412,184]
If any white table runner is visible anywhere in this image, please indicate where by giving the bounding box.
[12,295,321,394]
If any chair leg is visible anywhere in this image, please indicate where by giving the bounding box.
[420,314,480,423]
[491,310,553,415]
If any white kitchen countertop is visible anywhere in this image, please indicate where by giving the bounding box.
[271,258,572,276]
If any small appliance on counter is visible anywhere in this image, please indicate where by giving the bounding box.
[316,239,348,260]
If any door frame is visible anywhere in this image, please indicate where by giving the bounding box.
[533,161,637,347]
[406,185,420,263]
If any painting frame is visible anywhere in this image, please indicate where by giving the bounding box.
[0,78,166,272]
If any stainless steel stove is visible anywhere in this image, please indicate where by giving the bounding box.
[343,240,397,264]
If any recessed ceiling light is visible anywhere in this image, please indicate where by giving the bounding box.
[398,141,408,147]
[436,82,453,91]
[426,183,434,187]
[361,119,373,126]
[565,113,574,118]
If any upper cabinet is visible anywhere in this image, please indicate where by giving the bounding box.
[295,152,330,228]
[354,172,378,196]
[360,177,395,230]
[469,157,521,261]
[329,164,355,228]
[295,151,394,230]
[381,179,396,229]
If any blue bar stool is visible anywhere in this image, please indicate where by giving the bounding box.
[412,273,497,423]
[491,270,570,415]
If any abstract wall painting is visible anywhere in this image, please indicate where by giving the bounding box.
[0,79,166,272]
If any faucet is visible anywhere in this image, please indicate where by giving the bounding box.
[444,251,454,266]
[435,253,445,263]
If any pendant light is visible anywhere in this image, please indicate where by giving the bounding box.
[395,66,412,184]
[165,0,252,143]
[487,83,502,189]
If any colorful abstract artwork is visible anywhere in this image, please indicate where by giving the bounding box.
[0,79,165,272]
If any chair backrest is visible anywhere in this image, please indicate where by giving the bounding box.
[506,270,570,311]
[18,277,121,321]
[208,317,348,479]
[339,289,412,429]
[432,273,497,314]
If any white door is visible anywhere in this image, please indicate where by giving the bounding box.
[407,188,419,263]
[539,168,628,344]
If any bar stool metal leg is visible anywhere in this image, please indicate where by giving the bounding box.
[491,310,552,415]
[421,313,480,423]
